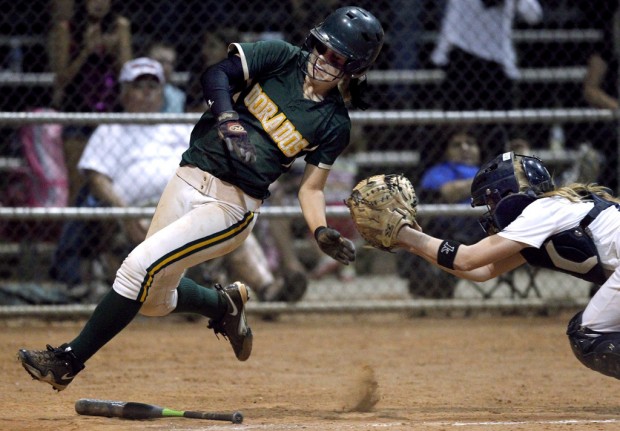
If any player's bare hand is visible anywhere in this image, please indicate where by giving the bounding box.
[217,111,256,164]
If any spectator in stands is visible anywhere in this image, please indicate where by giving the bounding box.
[505,137,533,155]
[288,0,340,45]
[432,0,543,111]
[185,28,240,112]
[147,41,186,113]
[47,0,132,202]
[431,0,542,157]
[256,165,312,296]
[371,0,425,110]
[507,136,601,189]
[582,0,619,111]
[398,128,485,298]
[581,0,619,192]
[49,57,191,301]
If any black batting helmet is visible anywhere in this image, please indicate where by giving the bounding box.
[306,6,384,76]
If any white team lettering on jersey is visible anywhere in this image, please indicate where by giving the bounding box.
[244,83,309,157]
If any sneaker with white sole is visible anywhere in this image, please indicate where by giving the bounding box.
[208,282,253,361]
[17,344,85,391]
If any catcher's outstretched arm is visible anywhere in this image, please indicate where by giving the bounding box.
[396,225,526,282]
[418,252,525,282]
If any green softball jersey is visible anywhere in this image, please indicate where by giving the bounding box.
[181,39,351,200]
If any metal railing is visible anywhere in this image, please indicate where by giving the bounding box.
[0,108,611,317]
[0,66,590,87]
[0,108,615,125]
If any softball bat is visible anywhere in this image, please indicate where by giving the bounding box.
[75,398,243,423]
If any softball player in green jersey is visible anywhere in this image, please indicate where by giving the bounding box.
[18,6,384,392]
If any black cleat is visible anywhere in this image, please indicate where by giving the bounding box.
[17,344,84,391]
[208,282,253,361]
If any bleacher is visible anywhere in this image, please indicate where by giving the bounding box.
[0,21,604,162]
[0,1,616,307]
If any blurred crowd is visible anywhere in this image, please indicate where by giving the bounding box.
[0,0,617,303]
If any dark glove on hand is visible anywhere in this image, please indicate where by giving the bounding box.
[314,226,356,265]
[217,111,256,164]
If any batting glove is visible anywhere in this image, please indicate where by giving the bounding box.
[314,226,356,265]
[217,111,256,164]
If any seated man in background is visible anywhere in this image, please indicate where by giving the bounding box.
[49,58,192,301]
[398,129,485,298]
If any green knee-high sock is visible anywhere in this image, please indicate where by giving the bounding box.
[173,277,225,319]
[68,290,142,364]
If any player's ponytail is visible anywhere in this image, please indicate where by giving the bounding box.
[339,75,370,110]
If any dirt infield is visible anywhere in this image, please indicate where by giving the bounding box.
[3,311,620,431]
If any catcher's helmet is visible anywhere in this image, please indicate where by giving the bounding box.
[470,152,554,209]
[303,6,384,76]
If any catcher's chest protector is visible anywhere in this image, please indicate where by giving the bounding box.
[493,193,614,285]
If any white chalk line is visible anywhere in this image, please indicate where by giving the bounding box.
[152,417,620,431]
[445,418,620,427]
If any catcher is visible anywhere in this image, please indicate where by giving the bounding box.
[347,152,620,381]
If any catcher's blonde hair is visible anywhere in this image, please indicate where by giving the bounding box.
[513,155,620,204]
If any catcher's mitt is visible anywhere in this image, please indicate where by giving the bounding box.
[345,174,418,251]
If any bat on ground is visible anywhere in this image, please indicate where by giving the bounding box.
[75,398,243,423]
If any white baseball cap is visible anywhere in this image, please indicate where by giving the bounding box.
[119,57,165,83]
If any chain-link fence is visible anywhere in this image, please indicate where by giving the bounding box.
[0,1,617,313]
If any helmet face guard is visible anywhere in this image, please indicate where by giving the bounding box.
[300,7,384,80]
[470,152,554,233]
[299,36,347,82]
